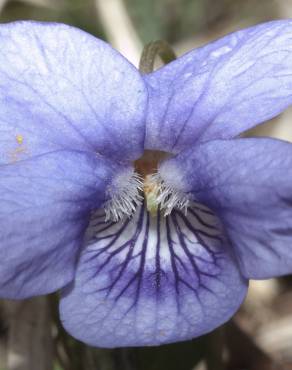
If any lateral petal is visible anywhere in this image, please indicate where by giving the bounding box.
[159,138,292,278]
[0,150,119,298]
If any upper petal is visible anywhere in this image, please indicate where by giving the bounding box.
[145,20,292,153]
[0,150,121,299]
[60,202,247,348]
[159,138,292,279]
[0,21,147,163]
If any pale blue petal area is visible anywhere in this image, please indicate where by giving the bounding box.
[0,150,119,299]
[60,202,247,348]
[144,20,292,153]
[159,138,292,279]
[0,21,147,163]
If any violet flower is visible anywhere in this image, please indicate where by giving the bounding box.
[1,20,292,348]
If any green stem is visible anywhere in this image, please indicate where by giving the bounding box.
[139,40,176,74]
[203,327,226,370]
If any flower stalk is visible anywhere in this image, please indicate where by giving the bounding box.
[139,40,176,73]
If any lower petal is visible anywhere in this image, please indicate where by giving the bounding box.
[60,202,247,348]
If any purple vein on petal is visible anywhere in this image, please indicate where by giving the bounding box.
[60,201,247,347]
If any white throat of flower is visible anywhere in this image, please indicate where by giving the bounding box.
[104,171,143,222]
[143,173,190,216]
[104,166,191,222]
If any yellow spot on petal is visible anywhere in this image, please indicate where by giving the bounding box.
[16,134,23,145]
[9,134,27,163]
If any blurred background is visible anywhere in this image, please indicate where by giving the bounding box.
[1,0,292,369]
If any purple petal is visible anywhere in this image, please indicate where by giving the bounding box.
[60,202,247,347]
[0,21,147,163]
[0,150,120,299]
[159,138,292,279]
[145,20,292,153]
